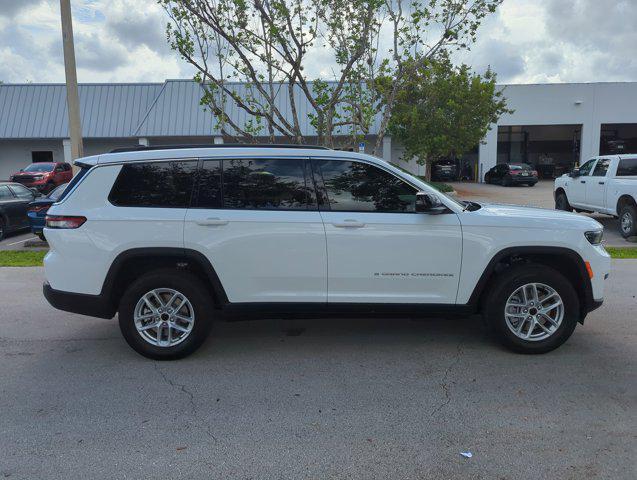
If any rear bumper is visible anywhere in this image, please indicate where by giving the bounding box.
[510,176,537,184]
[43,282,116,319]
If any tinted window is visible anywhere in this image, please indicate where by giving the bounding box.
[509,164,531,170]
[57,167,90,202]
[617,158,637,176]
[592,159,610,176]
[109,161,197,208]
[315,160,417,213]
[0,186,13,200]
[197,160,222,208]
[10,184,34,200]
[579,159,596,176]
[49,183,68,200]
[222,159,311,210]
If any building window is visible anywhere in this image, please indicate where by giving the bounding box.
[600,124,637,155]
[32,151,53,163]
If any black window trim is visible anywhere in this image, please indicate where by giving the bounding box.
[310,156,424,214]
[108,158,199,209]
[191,156,318,212]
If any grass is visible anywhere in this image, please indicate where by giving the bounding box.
[0,250,47,267]
[605,247,637,259]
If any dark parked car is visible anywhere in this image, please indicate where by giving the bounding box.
[484,163,538,187]
[432,159,458,181]
[9,162,73,193]
[28,183,68,241]
[0,182,39,241]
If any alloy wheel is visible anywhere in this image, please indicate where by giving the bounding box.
[133,288,195,347]
[621,212,633,235]
[504,283,564,341]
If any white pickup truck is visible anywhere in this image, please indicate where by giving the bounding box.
[554,154,637,238]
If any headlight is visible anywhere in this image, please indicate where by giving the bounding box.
[585,230,603,245]
[33,175,44,180]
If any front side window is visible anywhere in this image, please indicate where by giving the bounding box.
[222,158,312,210]
[315,160,418,213]
[578,159,596,176]
[592,159,610,177]
[109,160,197,208]
[10,184,35,200]
[617,158,637,176]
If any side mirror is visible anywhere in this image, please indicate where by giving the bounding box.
[29,188,41,197]
[569,168,580,178]
[416,192,447,214]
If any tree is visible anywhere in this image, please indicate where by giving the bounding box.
[388,54,511,179]
[159,0,502,149]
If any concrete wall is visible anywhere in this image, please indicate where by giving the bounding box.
[479,82,637,181]
[0,140,64,180]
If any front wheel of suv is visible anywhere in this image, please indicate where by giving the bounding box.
[118,269,214,360]
[484,264,580,354]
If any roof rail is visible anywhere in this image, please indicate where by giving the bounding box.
[109,144,330,153]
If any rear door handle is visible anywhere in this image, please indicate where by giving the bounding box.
[332,219,365,228]
[599,181,605,185]
[580,180,586,184]
[196,217,228,226]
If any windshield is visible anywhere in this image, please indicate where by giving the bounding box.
[509,164,532,170]
[48,183,68,200]
[23,163,54,172]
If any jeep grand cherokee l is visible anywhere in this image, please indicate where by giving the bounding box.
[42,145,610,359]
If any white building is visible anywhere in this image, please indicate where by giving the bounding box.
[1,80,636,181]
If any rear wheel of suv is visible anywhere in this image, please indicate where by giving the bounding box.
[484,264,579,354]
[118,269,214,360]
[0,218,5,241]
[619,204,637,238]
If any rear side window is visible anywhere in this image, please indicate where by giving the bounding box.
[0,185,13,200]
[109,161,197,208]
[57,166,90,202]
[9,184,35,200]
[221,158,312,210]
[617,158,637,176]
[196,160,222,208]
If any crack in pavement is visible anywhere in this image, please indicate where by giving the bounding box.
[430,339,465,418]
[153,363,218,444]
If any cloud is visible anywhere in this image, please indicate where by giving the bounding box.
[0,0,636,84]
[0,0,43,18]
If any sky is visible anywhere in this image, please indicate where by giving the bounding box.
[0,0,635,85]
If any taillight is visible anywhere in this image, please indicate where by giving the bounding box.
[510,170,520,175]
[45,215,87,229]
[531,170,538,176]
[28,205,49,213]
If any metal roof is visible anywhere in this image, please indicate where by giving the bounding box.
[0,83,162,139]
[0,80,380,139]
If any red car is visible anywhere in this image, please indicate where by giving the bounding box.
[9,162,73,193]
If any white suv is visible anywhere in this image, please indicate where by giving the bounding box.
[43,146,611,359]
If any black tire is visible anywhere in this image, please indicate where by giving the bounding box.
[118,269,214,360]
[36,232,46,242]
[0,218,5,241]
[555,191,572,212]
[618,204,637,238]
[502,176,511,187]
[484,264,580,354]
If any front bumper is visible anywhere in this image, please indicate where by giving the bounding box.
[43,282,116,319]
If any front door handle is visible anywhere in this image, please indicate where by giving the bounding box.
[580,180,586,184]
[196,217,229,226]
[332,219,365,228]
[599,181,605,185]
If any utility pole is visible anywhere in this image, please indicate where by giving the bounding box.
[60,0,84,161]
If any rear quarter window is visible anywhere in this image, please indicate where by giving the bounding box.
[109,160,197,208]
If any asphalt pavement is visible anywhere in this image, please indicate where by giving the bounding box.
[0,264,635,479]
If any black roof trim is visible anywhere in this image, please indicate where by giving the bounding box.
[109,144,330,153]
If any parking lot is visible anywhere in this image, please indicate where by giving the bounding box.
[1,263,635,479]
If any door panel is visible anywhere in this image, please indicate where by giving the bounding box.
[8,184,35,228]
[568,159,596,207]
[587,158,610,209]
[313,159,462,304]
[184,158,327,303]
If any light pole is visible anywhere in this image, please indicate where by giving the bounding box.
[60,0,84,162]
